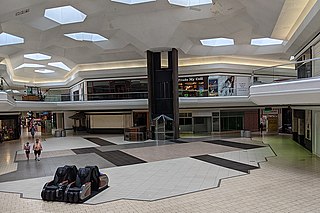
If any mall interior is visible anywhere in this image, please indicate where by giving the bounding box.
[1,0,320,212]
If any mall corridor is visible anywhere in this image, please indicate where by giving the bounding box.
[0,133,319,212]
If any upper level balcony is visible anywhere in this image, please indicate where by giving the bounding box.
[249,57,320,106]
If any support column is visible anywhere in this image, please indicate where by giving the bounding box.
[147,48,179,139]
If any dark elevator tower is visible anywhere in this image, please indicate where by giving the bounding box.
[147,48,179,139]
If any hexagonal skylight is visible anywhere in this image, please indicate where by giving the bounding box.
[168,0,212,7]
[200,38,234,47]
[111,0,156,5]
[0,32,24,46]
[44,5,87,25]
[24,53,51,60]
[251,38,284,46]
[15,63,46,70]
[64,32,108,42]
[48,62,71,71]
[35,69,55,74]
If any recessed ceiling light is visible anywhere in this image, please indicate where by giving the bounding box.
[64,32,108,42]
[5,89,20,94]
[35,69,55,74]
[48,62,71,71]
[44,5,87,25]
[200,38,234,47]
[168,0,212,7]
[15,63,46,70]
[24,53,51,60]
[111,0,156,5]
[251,38,284,46]
[0,32,24,46]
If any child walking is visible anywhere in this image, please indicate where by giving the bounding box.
[24,142,31,160]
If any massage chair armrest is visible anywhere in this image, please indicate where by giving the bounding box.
[42,180,55,189]
[79,182,91,201]
[58,180,69,187]
[99,174,109,189]
[65,181,76,192]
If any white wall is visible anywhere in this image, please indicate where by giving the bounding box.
[64,111,75,129]
[313,111,320,157]
[90,114,132,129]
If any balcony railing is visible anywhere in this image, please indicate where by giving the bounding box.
[252,57,320,85]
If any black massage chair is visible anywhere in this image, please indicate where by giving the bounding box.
[41,165,78,201]
[64,166,109,203]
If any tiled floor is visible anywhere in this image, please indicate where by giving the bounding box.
[122,142,240,162]
[0,133,320,212]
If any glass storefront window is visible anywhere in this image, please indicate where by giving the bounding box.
[220,111,243,131]
[87,79,148,100]
[178,77,208,97]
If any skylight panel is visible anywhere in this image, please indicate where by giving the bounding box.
[200,38,234,47]
[35,69,55,74]
[64,32,108,42]
[15,63,46,70]
[48,62,71,71]
[44,5,87,25]
[168,0,212,7]
[251,38,284,46]
[24,53,51,60]
[0,32,24,46]
[111,0,156,5]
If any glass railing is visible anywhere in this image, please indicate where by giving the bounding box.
[252,57,320,85]
[0,77,11,93]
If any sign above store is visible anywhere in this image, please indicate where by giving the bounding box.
[179,77,204,82]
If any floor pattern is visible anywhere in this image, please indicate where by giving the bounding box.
[0,135,276,205]
[1,134,320,213]
[203,139,265,149]
[192,155,259,173]
[83,137,116,146]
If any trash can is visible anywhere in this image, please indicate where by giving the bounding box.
[244,130,251,138]
[240,130,245,137]
[61,130,66,137]
[54,130,62,137]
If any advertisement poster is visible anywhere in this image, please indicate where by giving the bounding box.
[208,77,218,96]
[218,76,235,96]
[236,76,250,96]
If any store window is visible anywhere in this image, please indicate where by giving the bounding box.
[212,112,220,132]
[220,111,243,131]
[296,47,312,79]
[87,79,148,100]
[179,113,192,132]
[178,77,208,97]
[73,90,79,101]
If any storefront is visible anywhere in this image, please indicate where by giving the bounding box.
[87,79,148,100]
[0,114,21,142]
[178,77,208,97]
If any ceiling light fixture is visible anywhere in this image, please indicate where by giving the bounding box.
[64,32,108,42]
[251,38,284,46]
[44,5,87,25]
[0,32,24,46]
[35,69,55,74]
[24,53,51,60]
[48,62,71,71]
[168,0,212,7]
[200,38,234,47]
[111,0,156,5]
[15,63,46,70]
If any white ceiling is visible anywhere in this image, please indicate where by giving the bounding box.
[0,0,318,84]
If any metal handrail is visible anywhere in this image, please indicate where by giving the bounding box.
[253,57,320,73]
